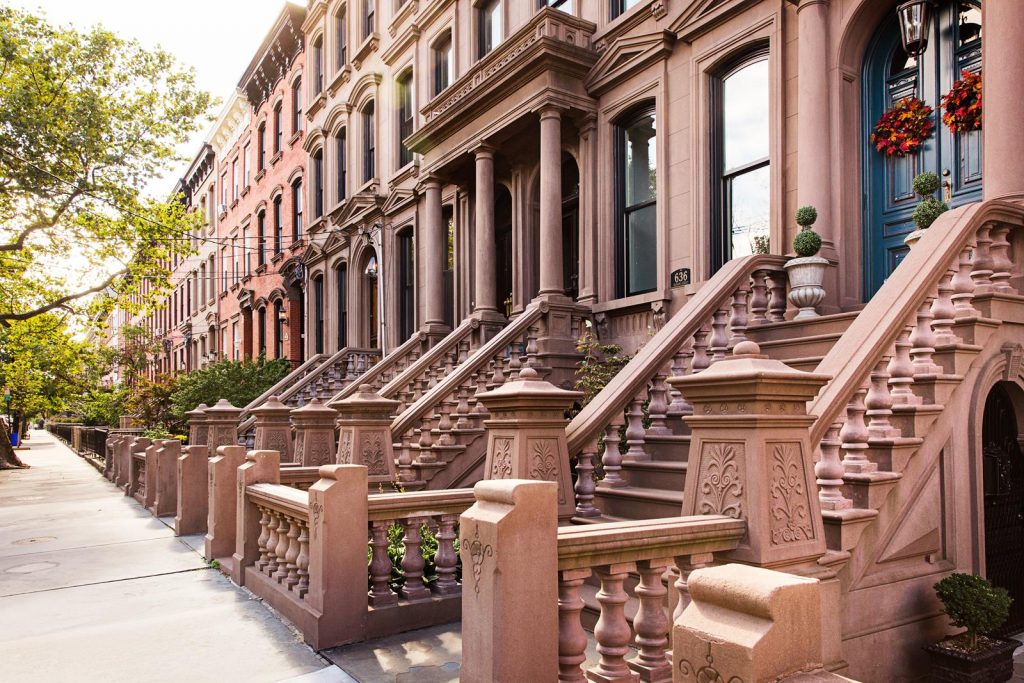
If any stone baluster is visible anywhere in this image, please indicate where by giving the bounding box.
[646,370,670,436]
[887,328,920,406]
[816,423,852,510]
[728,286,749,347]
[667,345,694,417]
[989,222,1014,293]
[256,507,272,571]
[631,558,672,681]
[691,326,711,373]
[672,553,714,621]
[399,517,431,600]
[368,520,398,606]
[909,297,942,377]
[865,357,898,439]
[417,411,436,464]
[491,354,506,387]
[749,270,769,325]
[264,512,280,576]
[345,355,355,379]
[296,522,310,598]
[558,568,591,683]
[455,385,472,430]
[397,434,414,482]
[590,563,637,681]
[507,341,522,381]
[355,353,367,375]
[436,401,454,446]
[709,308,729,361]
[840,387,875,474]
[623,396,649,461]
[474,370,491,419]
[273,512,291,582]
[284,519,300,589]
[433,514,460,595]
[458,339,470,364]
[931,270,957,346]
[573,440,601,518]
[950,245,979,318]
[526,326,540,368]
[971,222,995,292]
[768,271,788,321]
[601,417,627,488]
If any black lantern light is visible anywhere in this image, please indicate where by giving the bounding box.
[897,0,935,57]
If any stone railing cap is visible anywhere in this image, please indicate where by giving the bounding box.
[290,397,339,418]
[249,394,292,416]
[477,366,583,407]
[204,398,241,416]
[184,403,209,419]
[672,342,831,395]
[333,383,401,411]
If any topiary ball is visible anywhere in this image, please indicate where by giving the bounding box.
[911,197,949,229]
[912,171,941,198]
[792,228,822,257]
[795,205,818,227]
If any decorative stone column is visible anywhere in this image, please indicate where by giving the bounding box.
[421,176,448,336]
[291,398,338,467]
[205,444,247,563]
[538,105,564,299]
[250,395,295,463]
[186,403,209,446]
[473,144,499,319]
[476,366,582,522]
[231,449,281,586]
[334,384,399,486]
[671,341,829,573]
[204,399,242,453]
[151,438,180,518]
[983,1,1024,200]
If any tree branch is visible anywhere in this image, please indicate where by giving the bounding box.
[0,268,125,323]
[0,187,84,253]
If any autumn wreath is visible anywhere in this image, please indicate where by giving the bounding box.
[870,96,935,157]
[941,70,982,133]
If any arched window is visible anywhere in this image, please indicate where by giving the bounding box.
[258,122,267,169]
[312,150,324,218]
[292,77,303,133]
[397,229,415,341]
[362,101,375,182]
[713,54,769,270]
[312,275,325,354]
[337,263,348,349]
[433,31,453,96]
[258,307,267,357]
[257,210,267,266]
[336,128,347,201]
[397,72,414,167]
[273,195,283,253]
[273,300,285,359]
[273,103,283,153]
[335,9,347,69]
[615,104,656,297]
[292,179,303,242]
[312,36,324,94]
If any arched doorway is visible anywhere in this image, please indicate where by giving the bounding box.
[364,254,379,348]
[495,185,513,317]
[982,382,1024,634]
[561,153,580,300]
[861,1,982,298]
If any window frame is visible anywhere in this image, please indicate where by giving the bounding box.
[362,101,376,183]
[433,31,453,96]
[273,103,283,153]
[336,128,348,202]
[292,179,304,242]
[613,103,658,299]
[336,8,348,69]
[336,263,348,349]
[291,77,303,134]
[477,0,502,58]
[364,0,375,39]
[312,150,324,219]
[397,71,414,168]
[313,274,325,355]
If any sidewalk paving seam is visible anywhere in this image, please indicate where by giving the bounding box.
[0,565,212,598]
[0,533,190,559]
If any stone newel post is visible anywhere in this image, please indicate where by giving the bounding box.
[333,384,399,485]
[250,395,295,463]
[671,341,830,572]
[291,398,338,467]
[186,403,209,446]
[151,438,181,517]
[205,444,247,563]
[476,366,582,522]
[204,399,242,452]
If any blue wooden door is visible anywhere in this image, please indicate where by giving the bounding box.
[862,2,983,299]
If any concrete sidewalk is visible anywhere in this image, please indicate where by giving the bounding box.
[0,430,347,683]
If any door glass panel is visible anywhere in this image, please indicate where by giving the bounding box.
[626,203,656,295]
[728,164,770,259]
[957,4,981,46]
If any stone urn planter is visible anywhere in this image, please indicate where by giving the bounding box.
[785,205,827,319]
[923,635,1017,682]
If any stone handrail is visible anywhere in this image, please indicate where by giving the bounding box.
[241,352,326,416]
[366,488,475,522]
[279,465,323,490]
[326,330,429,406]
[808,199,1024,446]
[246,483,312,599]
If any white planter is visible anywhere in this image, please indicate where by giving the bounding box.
[904,228,926,248]
[784,255,829,320]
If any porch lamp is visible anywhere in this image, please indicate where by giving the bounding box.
[897,0,935,57]
[364,255,379,280]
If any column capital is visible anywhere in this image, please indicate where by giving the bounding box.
[416,174,442,193]
[471,141,498,160]
[790,0,828,9]
[536,103,567,121]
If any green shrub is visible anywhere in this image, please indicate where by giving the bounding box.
[911,197,949,229]
[792,229,822,257]
[795,205,818,227]
[934,573,1012,651]
[912,171,941,197]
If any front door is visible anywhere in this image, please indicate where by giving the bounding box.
[862,1,982,298]
[982,383,1024,635]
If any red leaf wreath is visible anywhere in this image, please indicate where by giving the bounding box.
[941,70,982,133]
[870,96,935,157]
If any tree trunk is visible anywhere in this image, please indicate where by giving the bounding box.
[0,418,27,469]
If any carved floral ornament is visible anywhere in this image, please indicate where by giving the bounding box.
[677,640,744,683]
[461,524,494,598]
[490,438,513,479]
[361,432,387,475]
[697,442,744,519]
[768,443,815,545]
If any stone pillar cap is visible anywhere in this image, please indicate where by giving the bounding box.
[290,397,339,419]
[204,398,241,417]
[184,403,209,419]
[249,395,292,416]
[332,384,400,412]
[477,366,583,411]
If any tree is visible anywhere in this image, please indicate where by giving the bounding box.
[0,7,214,324]
[170,357,292,421]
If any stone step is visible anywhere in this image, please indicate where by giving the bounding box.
[747,311,859,342]
[910,374,963,406]
[620,459,687,490]
[841,471,903,510]
[933,342,983,376]
[754,332,843,364]
[639,433,690,462]
[822,507,879,552]
[890,403,944,438]
[865,437,923,472]
[591,485,684,520]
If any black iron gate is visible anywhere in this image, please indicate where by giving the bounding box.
[982,383,1024,635]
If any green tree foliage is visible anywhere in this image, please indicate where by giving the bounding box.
[934,573,1012,651]
[72,385,128,427]
[170,357,292,419]
[0,7,214,323]
[574,329,632,409]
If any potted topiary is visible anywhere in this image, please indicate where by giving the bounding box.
[906,171,949,247]
[784,205,828,319]
[925,573,1017,682]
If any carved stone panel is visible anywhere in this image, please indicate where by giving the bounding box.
[490,438,513,479]
[361,431,388,475]
[695,442,745,519]
[767,443,815,545]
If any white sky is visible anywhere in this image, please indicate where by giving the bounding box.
[14,0,304,193]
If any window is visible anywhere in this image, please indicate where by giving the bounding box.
[258,123,267,169]
[221,247,228,292]
[273,196,283,253]
[313,150,324,218]
[713,55,769,270]
[336,9,347,69]
[615,105,657,297]
[478,0,502,57]
[273,103,283,153]
[397,73,414,167]
[364,0,375,39]
[312,36,324,94]
[273,300,285,359]
[433,32,453,95]
[292,78,303,133]
[336,128,348,201]
[313,275,324,354]
[292,180,303,242]
[257,211,266,266]
[220,172,228,207]
[611,0,642,19]
[243,143,251,185]
[232,236,239,284]
[233,321,240,360]
[541,0,573,12]
[398,231,415,341]
[362,102,375,182]
[337,264,348,349]
[232,158,239,201]
[258,307,267,356]
[242,226,250,276]
[200,262,207,302]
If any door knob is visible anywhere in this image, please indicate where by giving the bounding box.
[942,168,952,202]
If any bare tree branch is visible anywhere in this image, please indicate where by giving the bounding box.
[0,268,125,323]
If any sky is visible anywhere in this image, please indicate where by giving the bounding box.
[12,0,305,192]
